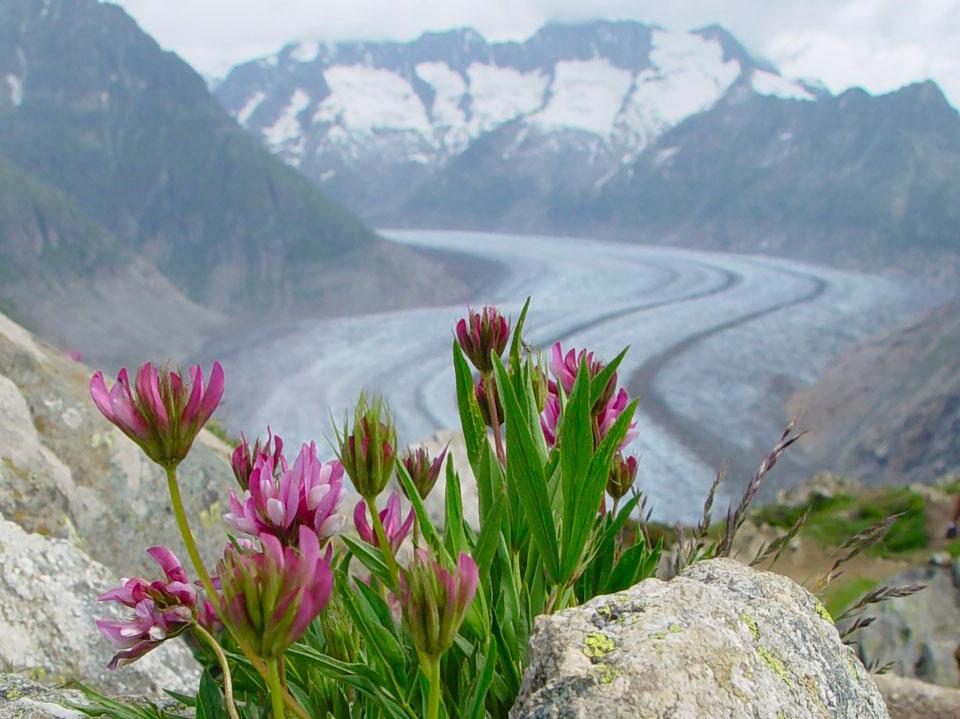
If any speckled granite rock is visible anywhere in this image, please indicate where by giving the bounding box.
[511,558,887,719]
[0,308,234,579]
[0,674,84,718]
[0,515,198,696]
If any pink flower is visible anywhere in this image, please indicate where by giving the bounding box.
[597,388,638,449]
[549,342,615,407]
[89,361,224,467]
[540,393,561,447]
[456,306,509,374]
[335,393,397,499]
[218,527,333,659]
[401,550,478,658]
[224,441,343,546]
[66,350,83,363]
[96,547,200,669]
[354,492,414,553]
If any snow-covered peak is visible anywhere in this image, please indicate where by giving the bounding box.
[216,21,824,181]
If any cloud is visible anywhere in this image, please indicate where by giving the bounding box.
[112,0,960,104]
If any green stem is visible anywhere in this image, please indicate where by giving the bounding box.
[165,467,310,719]
[193,624,240,719]
[482,372,505,464]
[266,659,285,719]
[166,466,218,603]
[366,495,402,590]
[425,655,441,719]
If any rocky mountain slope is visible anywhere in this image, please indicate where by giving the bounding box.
[787,299,960,486]
[0,0,469,367]
[218,22,959,279]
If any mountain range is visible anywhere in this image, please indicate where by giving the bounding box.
[217,22,960,279]
[0,0,471,367]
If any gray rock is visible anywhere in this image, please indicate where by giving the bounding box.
[512,558,887,719]
[0,308,236,579]
[873,673,960,719]
[0,673,85,719]
[850,561,960,687]
[0,515,198,696]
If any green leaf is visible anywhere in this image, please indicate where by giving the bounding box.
[341,535,392,586]
[474,497,504,582]
[196,670,226,719]
[604,536,662,593]
[492,354,560,583]
[564,399,639,583]
[443,458,468,556]
[558,358,595,580]
[396,459,450,563]
[453,340,486,469]
[509,297,532,370]
[462,640,497,719]
[590,346,629,408]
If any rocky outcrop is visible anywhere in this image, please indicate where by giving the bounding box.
[0,673,84,719]
[512,558,887,718]
[0,308,235,579]
[850,560,960,687]
[873,673,960,719]
[0,514,198,695]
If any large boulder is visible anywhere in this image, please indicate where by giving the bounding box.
[0,308,235,579]
[873,673,960,719]
[0,514,198,696]
[850,559,960,687]
[512,558,887,718]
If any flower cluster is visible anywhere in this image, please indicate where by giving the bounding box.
[97,547,206,669]
[399,445,447,499]
[455,306,509,374]
[335,392,397,499]
[224,438,344,546]
[218,526,333,659]
[401,550,479,660]
[90,362,224,467]
[540,341,640,501]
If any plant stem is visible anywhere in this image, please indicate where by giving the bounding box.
[193,624,240,719]
[425,655,442,719]
[166,466,219,606]
[266,659,285,719]
[483,372,505,464]
[367,496,402,590]
[166,467,311,719]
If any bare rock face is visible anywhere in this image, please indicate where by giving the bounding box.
[873,673,960,719]
[850,560,960,687]
[0,308,235,579]
[0,515,198,696]
[511,558,887,719]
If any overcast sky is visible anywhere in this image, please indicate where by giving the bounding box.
[113,0,960,106]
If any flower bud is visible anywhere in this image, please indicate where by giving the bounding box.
[320,592,360,663]
[606,453,638,501]
[336,393,397,499]
[218,527,333,659]
[456,306,509,374]
[401,550,478,660]
[400,445,447,500]
[90,361,224,467]
[96,547,200,669]
[232,428,284,489]
[475,375,503,428]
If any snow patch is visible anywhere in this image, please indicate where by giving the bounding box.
[751,71,814,101]
[313,65,432,137]
[415,62,470,150]
[262,89,311,158]
[291,41,321,63]
[236,91,265,126]
[617,29,740,146]
[532,59,633,136]
[5,74,23,107]
[654,146,680,165]
[466,63,547,135]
